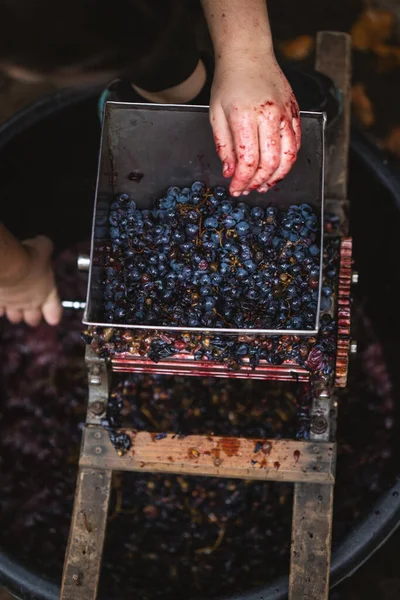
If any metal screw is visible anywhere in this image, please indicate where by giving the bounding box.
[95,447,102,455]
[89,364,101,386]
[350,341,358,354]
[90,401,105,416]
[311,416,328,435]
[77,254,90,271]
[94,431,102,440]
[313,445,320,454]
[351,271,359,284]
[72,572,81,586]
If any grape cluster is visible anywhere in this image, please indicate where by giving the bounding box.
[102,182,321,330]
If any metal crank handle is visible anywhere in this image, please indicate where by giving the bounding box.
[62,301,86,310]
[60,255,91,310]
[60,255,90,310]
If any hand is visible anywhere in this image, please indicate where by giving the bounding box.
[0,235,62,327]
[210,50,301,196]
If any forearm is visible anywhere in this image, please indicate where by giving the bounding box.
[201,0,274,59]
[0,223,29,285]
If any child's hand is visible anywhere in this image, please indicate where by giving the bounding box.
[210,50,301,196]
[0,235,62,327]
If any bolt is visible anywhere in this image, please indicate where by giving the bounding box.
[311,416,328,435]
[89,365,101,386]
[313,445,320,454]
[94,431,102,440]
[90,401,105,416]
[95,447,102,455]
[72,572,81,586]
[350,341,358,354]
[77,254,90,271]
[351,271,359,284]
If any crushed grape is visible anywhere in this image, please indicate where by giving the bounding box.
[0,245,396,599]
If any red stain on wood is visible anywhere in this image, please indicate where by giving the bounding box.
[218,437,241,457]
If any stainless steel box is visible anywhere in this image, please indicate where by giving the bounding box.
[84,102,326,336]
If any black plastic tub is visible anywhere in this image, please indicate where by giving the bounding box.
[0,89,400,600]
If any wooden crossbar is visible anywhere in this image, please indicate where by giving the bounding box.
[80,426,336,484]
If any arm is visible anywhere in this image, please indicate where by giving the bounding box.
[201,0,301,196]
[0,224,62,326]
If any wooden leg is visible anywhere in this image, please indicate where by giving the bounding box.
[61,467,112,600]
[289,482,334,600]
[315,31,352,203]
[288,35,353,596]
[315,31,352,238]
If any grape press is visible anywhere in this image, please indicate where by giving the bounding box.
[61,32,355,600]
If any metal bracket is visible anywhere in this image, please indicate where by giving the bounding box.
[85,345,111,425]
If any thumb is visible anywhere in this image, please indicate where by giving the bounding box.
[23,235,54,260]
[42,287,62,326]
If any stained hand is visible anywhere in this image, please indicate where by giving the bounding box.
[210,52,301,196]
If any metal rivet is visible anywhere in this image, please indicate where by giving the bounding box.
[350,341,358,354]
[313,446,319,454]
[90,401,105,416]
[94,431,102,440]
[95,447,102,455]
[311,416,328,435]
[351,272,359,284]
[89,365,102,385]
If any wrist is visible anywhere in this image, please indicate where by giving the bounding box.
[215,39,276,68]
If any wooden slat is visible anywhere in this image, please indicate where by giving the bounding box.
[315,31,352,205]
[80,426,335,484]
[61,467,112,600]
[289,482,334,600]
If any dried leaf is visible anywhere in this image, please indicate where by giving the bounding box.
[351,83,375,128]
[351,8,394,51]
[278,35,315,61]
[373,43,400,72]
[384,126,400,159]
[373,42,400,61]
